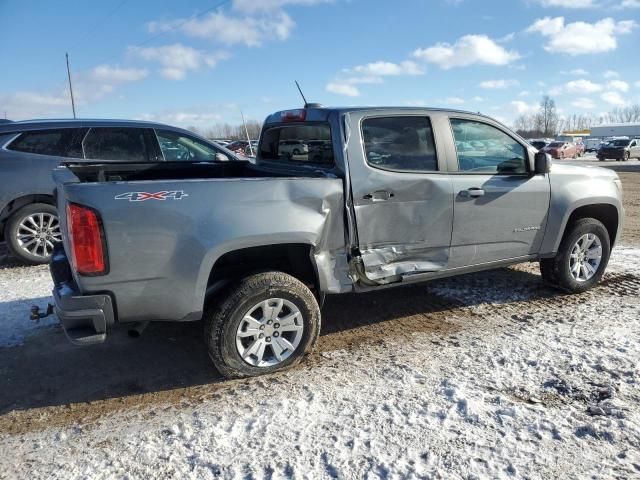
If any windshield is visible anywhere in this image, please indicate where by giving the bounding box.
[548,142,563,147]
[611,140,630,147]
[259,124,334,165]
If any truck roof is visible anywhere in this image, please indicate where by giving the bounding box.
[264,106,506,126]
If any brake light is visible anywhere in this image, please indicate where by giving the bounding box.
[67,203,107,275]
[281,109,306,122]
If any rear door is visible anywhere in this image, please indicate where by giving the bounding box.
[445,116,550,267]
[346,110,454,281]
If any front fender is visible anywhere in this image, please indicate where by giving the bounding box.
[539,165,623,255]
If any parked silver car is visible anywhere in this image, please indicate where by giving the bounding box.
[0,119,238,264]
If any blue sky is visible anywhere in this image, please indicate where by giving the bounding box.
[1,0,639,128]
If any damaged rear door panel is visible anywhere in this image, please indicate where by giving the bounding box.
[345,110,455,281]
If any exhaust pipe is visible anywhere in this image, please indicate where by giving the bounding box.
[128,321,149,338]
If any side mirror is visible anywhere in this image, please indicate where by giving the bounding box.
[534,151,552,174]
[215,152,229,162]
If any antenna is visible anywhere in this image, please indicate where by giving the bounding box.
[295,80,308,107]
[65,52,77,119]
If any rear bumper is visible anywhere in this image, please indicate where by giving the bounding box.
[50,246,115,345]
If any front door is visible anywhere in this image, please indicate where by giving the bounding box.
[447,117,550,268]
[346,112,454,281]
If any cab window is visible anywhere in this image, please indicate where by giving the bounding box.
[451,119,527,174]
[259,124,334,165]
[155,129,222,161]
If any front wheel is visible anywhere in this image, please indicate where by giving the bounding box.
[203,271,321,378]
[540,218,610,294]
[5,203,61,265]
[598,156,605,162]
[623,151,630,162]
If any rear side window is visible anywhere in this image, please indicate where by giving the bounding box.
[259,124,334,165]
[82,127,148,161]
[362,116,438,172]
[7,128,87,158]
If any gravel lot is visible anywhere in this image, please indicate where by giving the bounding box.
[0,164,639,479]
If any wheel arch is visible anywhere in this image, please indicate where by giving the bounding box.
[0,193,56,240]
[202,243,322,306]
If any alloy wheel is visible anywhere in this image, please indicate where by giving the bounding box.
[236,298,304,367]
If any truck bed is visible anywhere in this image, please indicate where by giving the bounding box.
[55,161,350,325]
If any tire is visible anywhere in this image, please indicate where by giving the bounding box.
[293,149,300,156]
[598,156,605,162]
[623,151,630,162]
[5,203,60,265]
[203,271,321,378]
[541,218,611,294]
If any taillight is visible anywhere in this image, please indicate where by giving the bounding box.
[67,203,108,276]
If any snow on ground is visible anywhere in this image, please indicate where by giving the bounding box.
[0,263,55,347]
[1,248,639,479]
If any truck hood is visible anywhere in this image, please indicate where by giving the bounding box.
[549,162,619,180]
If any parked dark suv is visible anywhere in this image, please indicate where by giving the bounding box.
[0,119,238,264]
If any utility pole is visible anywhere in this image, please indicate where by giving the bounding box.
[65,52,77,119]
[240,110,254,157]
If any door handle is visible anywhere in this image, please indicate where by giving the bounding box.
[461,187,485,198]
[363,190,394,201]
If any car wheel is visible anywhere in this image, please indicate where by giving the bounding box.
[623,151,630,162]
[203,271,321,378]
[542,218,610,294]
[5,203,61,265]
[598,156,605,162]
[293,149,300,156]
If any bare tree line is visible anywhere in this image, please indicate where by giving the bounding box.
[515,98,640,138]
[186,120,263,140]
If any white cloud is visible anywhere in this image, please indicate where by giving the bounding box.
[527,17,637,55]
[618,0,640,7]
[472,96,486,102]
[571,97,596,109]
[538,0,595,7]
[89,65,148,83]
[135,111,223,127]
[347,60,424,77]
[130,44,228,80]
[479,79,519,89]
[561,68,589,75]
[636,80,640,87]
[510,100,539,116]
[231,0,333,13]
[148,11,295,48]
[413,34,520,69]
[518,90,531,96]
[601,91,628,106]
[603,70,620,78]
[326,82,360,97]
[443,97,465,105]
[564,79,603,94]
[608,80,629,92]
[326,60,425,96]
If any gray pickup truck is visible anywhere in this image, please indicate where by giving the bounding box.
[49,106,624,378]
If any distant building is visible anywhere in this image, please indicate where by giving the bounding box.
[590,123,640,138]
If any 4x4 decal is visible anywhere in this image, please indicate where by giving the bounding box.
[115,191,189,202]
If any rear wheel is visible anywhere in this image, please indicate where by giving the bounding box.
[203,271,321,378]
[5,203,61,265]
[539,218,610,294]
